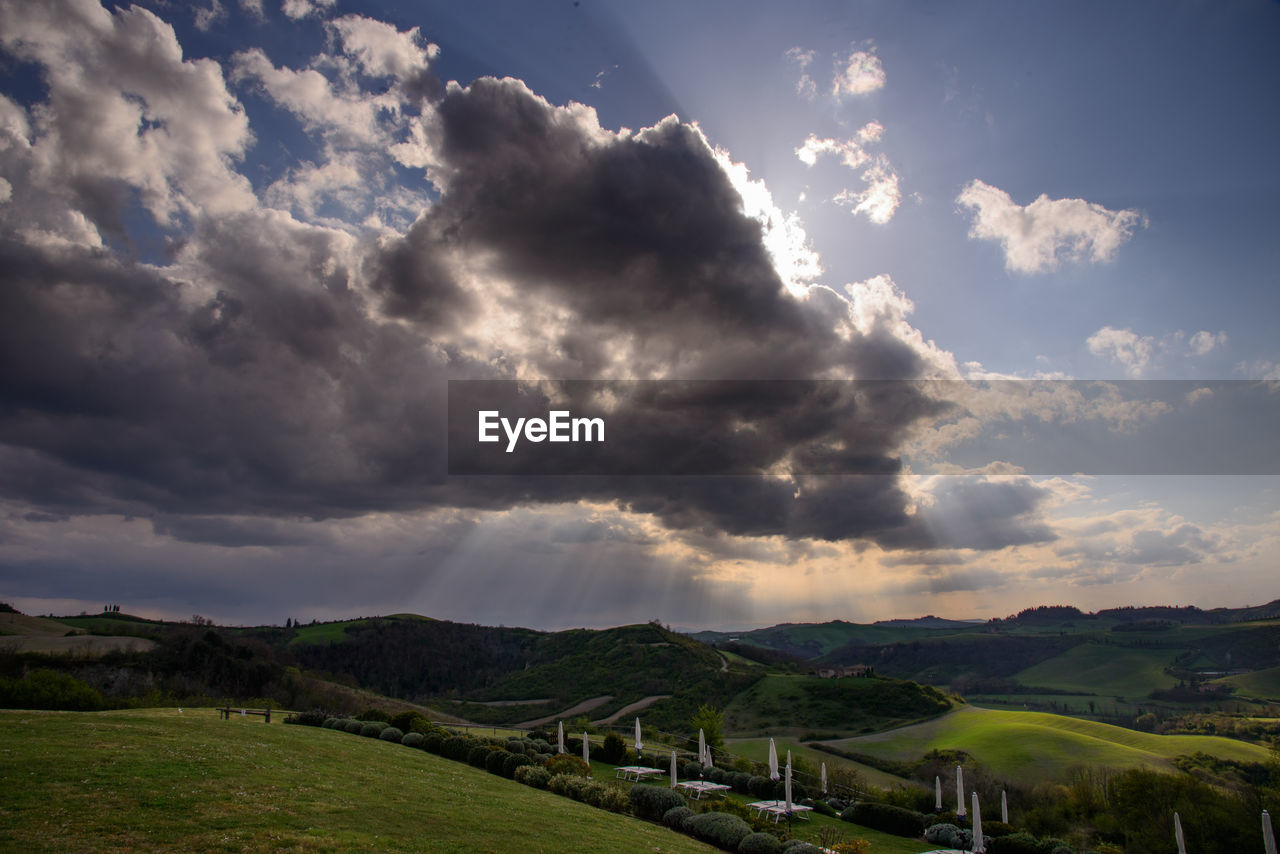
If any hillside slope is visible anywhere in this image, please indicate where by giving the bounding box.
[824,705,1274,784]
[0,708,713,853]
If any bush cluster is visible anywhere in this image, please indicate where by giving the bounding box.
[663,806,696,832]
[629,784,687,820]
[924,822,970,849]
[514,765,552,789]
[779,842,823,854]
[686,812,752,851]
[283,709,328,726]
[839,801,925,838]
[548,774,629,813]
[502,752,532,779]
[986,833,1072,854]
[737,832,783,854]
[543,754,591,778]
[359,722,387,738]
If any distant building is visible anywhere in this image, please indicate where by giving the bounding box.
[816,664,870,678]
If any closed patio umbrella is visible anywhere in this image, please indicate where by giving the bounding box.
[634,718,643,753]
[785,752,793,814]
[698,729,706,769]
[956,764,967,818]
[557,720,565,754]
[1174,812,1186,854]
[935,776,942,811]
[820,762,827,795]
[972,791,984,853]
[1264,809,1277,854]
[582,731,590,770]
[1001,789,1008,824]
[670,749,678,789]
[768,738,779,780]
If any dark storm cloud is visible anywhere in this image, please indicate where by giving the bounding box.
[0,20,1045,555]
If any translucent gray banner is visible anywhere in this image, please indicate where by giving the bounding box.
[446,379,1280,476]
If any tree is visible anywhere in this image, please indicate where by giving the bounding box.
[691,703,725,752]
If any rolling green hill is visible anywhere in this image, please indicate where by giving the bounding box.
[722,673,954,737]
[0,708,713,853]
[824,705,1274,785]
[1013,643,1180,699]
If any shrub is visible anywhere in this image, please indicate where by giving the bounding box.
[984,821,1015,838]
[709,767,727,784]
[827,798,847,812]
[840,802,925,838]
[729,772,753,794]
[378,726,404,742]
[738,832,783,854]
[515,765,552,789]
[533,738,552,753]
[629,784,687,820]
[360,722,386,738]
[284,709,328,727]
[544,754,591,777]
[485,749,509,775]
[356,708,391,722]
[502,752,533,778]
[601,732,627,764]
[828,842,870,854]
[924,823,968,849]
[468,745,492,767]
[687,812,752,851]
[664,806,696,831]
[549,774,591,800]
[811,799,837,817]
[987,832,1043,854]
[0,669,104,711]
[322,717,340,729]
[401,732,424,749]
[598,786,630,814]
[748,775,775,798]
[343,720,364,734]
[780,843,823,854]
[423,733,444,754]
[681,760,705,779]
[442,736,473,761]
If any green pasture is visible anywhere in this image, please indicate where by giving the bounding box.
[1213,665,1280,700]
[826,706,1273,785]
[1013,642,1179,698]
[0,708,713,853]
[0,708,942,854]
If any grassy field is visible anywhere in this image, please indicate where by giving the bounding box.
[1213,664,1280,700]
[825,706,1274,785]
[728,736,912,790]
[0,708,717,853]
[1012,643,1180,698]
[0,708,943,853]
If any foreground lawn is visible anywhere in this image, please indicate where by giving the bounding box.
[0,708,715,853]
[827,705,1274,784]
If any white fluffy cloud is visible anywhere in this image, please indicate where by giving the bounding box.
[795,123,901,224]
[957,180,1146,273]
[833,48,885,97]
[1087,327,1155,376]
[0,0,256,227]
[1087,327,1232,375]
[281,0,334,20]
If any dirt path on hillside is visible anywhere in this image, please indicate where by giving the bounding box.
[514,695,613,728]
[592,695,671,725]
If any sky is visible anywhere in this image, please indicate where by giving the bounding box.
[0,0,1278,631]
